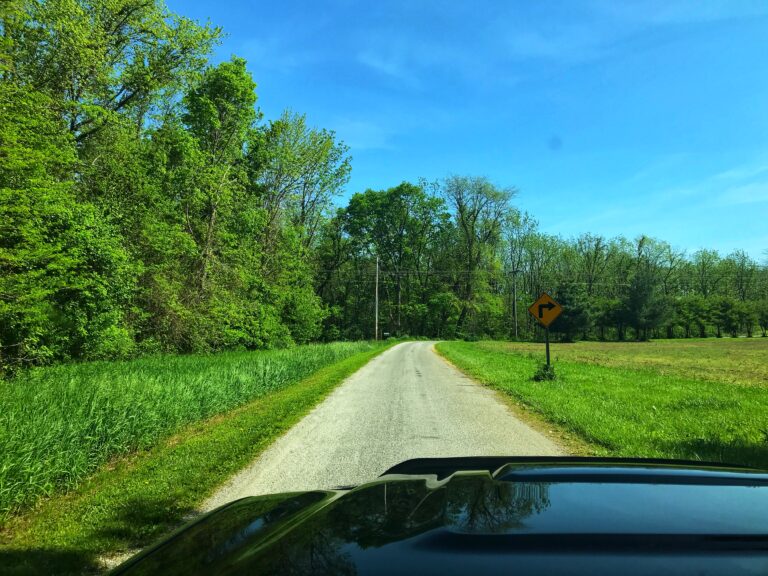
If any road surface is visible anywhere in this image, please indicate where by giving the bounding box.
[203,341,563,510]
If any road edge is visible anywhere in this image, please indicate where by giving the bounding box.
[432,341,592,457]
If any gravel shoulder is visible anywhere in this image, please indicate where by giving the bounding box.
[203,341,564,511]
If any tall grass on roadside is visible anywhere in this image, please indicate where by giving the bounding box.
[0,342,379,519]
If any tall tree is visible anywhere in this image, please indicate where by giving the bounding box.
[343,182,446,335]
[620,236,669,340]
[691,249,722,297]
[575,233,611,297]
[441,176,514,334]
[182,56,257,293]
[4,0,220,143]
[246,111,350,251]
[724,250,757,302]
[0,83,134,371]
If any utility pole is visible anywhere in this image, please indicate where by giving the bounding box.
[375,255,379,341]
[511,268,520,339]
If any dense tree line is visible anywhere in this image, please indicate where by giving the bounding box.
[2,1,766,374]
[1,0,349,373]
[318,180,768,342]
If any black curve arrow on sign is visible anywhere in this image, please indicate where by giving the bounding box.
[538,302,556,318]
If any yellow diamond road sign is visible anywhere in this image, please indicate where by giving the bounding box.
[528,292,562,328]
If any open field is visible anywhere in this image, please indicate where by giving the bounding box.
[0,342,382,520]
[437,340,768,469]
[478,338,768,387]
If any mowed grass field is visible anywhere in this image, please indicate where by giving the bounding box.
[0,342,381,521]
[481,338,768,387]
[437,339,768,469]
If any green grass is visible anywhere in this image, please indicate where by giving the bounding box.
[0,342,380,520]
[0,343,393,575]
[481,338,768,387]
[436,341,768,470]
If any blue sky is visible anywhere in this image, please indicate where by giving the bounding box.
[169,0,768,260]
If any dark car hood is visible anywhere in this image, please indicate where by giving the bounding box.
[112,458,768,576]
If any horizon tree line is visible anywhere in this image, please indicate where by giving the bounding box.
[317,179,768,343]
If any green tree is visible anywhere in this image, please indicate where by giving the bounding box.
[757,300,768,337]
[183,56,257,293]
[735,301,758,338]
[0,84,134,371]
[710,296,740,338]
[592,297,622,340]
[723,250,758,302]
[676,295,709,338]
[619,237,668,340]
[247,111,351,249]
[690,249,722,298]
[344,182,447,336]
[441,176,514,335]
[5,0,220,142]
[552,283,591,342]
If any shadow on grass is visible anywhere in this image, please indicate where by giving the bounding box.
[1,494,196,576]
[663,437,768,470]
[0,548,98,576]
[94,494,192,543]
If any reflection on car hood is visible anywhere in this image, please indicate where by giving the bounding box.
[112,458,768,576]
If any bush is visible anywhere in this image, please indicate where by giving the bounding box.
[533,363,556,381]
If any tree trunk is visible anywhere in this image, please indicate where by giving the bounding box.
[397,275,402,336]
[199,203,218,293]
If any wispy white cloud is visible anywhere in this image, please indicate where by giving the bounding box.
[622,153,692,186]
[716,182,768,206]
[701,156,768,207]
[712,162,768,182]
[237,0,768,82]
[238,37,318,71]
[357,51,406,79]
[331,118,396,151]
[643,156,768,208]
[355,31,482,87]
[356,49,423,88]
[499,25,608,63]
[541,153,768,259]
[592,0,768,26]
[487,1,768,65]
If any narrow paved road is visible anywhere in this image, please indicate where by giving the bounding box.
[203,341,563,510]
